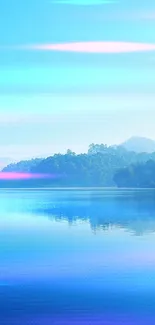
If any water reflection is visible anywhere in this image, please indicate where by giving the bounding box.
[4,189,154,236]
[1,189,155,324]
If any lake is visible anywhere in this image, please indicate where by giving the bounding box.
[1,188,155,324]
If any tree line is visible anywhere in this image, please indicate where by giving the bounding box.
[2,144,155,187]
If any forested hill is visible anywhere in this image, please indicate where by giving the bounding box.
[2,144,155,188]
[2,158,43,173]
[114,160,155,188]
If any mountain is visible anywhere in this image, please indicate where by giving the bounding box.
[2,143,155,188]
[1,145,155,188]
[121,136,155,153]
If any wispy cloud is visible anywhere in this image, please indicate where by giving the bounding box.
[132,11,155,20]
[51,0,118,5]
[24,42,155,53]
[89,11,155,21]
[113,11,155,21]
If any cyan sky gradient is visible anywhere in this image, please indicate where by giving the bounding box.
[0,0,155,159]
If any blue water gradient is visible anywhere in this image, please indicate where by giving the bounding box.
[1,189,155,324]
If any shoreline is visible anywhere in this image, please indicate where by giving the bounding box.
[0,187,154,190]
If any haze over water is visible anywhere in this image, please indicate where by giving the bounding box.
[1,189,155,324]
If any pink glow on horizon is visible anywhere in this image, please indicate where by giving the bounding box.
[24,41,155,53]
[0,173,57,180]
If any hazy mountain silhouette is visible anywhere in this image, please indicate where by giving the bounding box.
[121,136,155,153]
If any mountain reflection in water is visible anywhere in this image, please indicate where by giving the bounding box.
[1,189,155,325]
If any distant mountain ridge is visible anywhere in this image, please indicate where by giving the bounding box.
[1,138,155,188]
[2,143,155,188]
[121,136,155,153]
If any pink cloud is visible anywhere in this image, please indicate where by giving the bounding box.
[24,41,155,53]
[0,173,58,180]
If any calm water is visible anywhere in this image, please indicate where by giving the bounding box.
[1,189,155,324]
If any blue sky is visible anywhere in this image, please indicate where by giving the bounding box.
[0,0,155,160]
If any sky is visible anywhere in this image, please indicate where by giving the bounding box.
[0,0,155,161]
